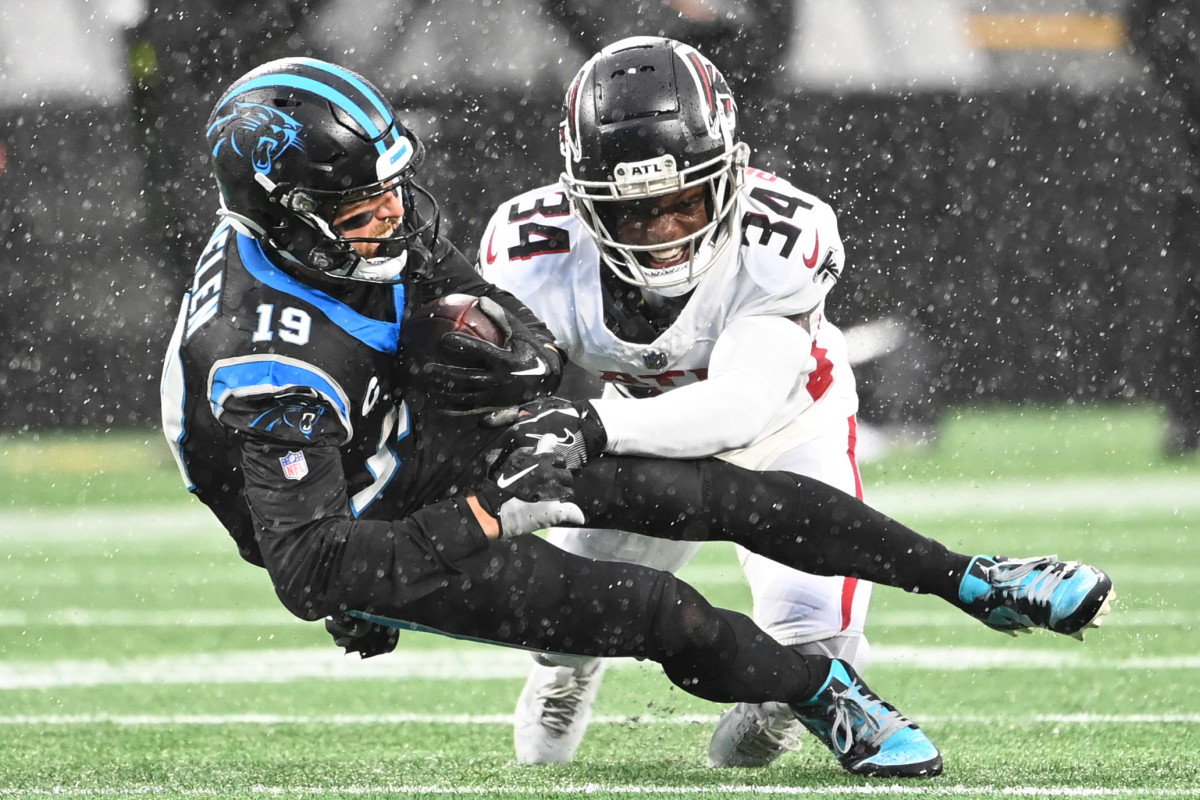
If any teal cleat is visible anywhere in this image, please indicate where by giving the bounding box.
[791,659,942,778]
[959,555,1115,640]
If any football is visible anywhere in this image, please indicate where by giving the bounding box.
[403,294,506,353]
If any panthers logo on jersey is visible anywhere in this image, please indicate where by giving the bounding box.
[250,400,329,441]
[207,102,305,175]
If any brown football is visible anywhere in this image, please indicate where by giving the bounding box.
[404,293,506,351]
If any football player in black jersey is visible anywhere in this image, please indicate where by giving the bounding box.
[161,57,1114,780]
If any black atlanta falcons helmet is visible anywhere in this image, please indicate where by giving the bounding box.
[561,37,749,296]
[206,57,438,283]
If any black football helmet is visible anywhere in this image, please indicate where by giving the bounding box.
[561,37,749,296]
[206,57,438,283]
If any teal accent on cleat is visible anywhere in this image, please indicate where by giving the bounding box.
[790,659,942,778]
[959,555,1115,639]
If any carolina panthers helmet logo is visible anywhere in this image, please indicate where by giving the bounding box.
[209,102,305,174]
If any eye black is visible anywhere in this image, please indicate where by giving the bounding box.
[336,210,375,232]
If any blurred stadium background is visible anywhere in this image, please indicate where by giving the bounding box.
[0,0,1197,451]
[2,3,1199,796]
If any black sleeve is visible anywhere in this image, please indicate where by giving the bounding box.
[219,391,348,448]
[228,392,491,622]
[414,235,561,354]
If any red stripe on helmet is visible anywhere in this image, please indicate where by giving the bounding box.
[686,52,715,116]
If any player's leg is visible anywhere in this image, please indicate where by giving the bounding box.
[388,531,942,777]
[709,417,873,768]
[573,455,1114,639]
[513,528,702,764]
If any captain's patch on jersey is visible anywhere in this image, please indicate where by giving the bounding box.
[279,451,309,481]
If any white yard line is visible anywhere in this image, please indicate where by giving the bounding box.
[2,473,1197,543]
[1,784,1199,797]
[864,473,1200,518]
[0,506,219,542]
[1,645,1197,690]
[0,609,308,627]
[1,711,1197,726]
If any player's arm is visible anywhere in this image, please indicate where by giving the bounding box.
[216,390,490,605]
[234,410,484,659]
[591,313,816,459]
[221,388,578,623]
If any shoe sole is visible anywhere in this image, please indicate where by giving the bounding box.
[1069,587,1116,641]
[851,756,944,778]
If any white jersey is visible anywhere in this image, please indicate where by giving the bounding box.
[480,167,858,469]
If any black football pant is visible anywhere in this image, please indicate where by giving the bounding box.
[574,455,971,601]
[415,410,972,602]
[381,450,972,706]
[392,530,826,704]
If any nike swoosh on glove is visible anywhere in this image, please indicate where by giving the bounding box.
[419,296,565,413]
[482,397,608,470]
[475,435,585,537]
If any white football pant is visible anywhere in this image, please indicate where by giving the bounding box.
[541,415,872,669]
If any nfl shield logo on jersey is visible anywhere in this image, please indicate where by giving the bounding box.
[643,351,668,370]
[280,451,309,481]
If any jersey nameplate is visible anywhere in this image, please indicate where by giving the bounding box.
[185,231,229,340]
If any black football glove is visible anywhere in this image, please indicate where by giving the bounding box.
[483,397,608,470]
[474,435,585,537]
[325,613,400,659]
[420,296,565,412]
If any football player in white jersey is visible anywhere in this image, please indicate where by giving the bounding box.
[479,37,871,768]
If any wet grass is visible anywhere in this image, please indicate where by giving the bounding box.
[0,402,1197,798]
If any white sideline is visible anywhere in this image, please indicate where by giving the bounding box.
[2,645,1199,690]
[2,473,1198,542]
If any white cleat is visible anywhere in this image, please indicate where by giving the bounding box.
[707,701,802,768]
[513,659,608,764]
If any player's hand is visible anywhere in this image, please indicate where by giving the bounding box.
[325,613,400,659]
[474,434,584,537]
[421,297,564,412]
[482,397,608,469]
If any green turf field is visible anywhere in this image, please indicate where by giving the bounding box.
[1,403,1197,798]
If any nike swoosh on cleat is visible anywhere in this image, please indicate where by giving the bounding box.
[495,463,539,489]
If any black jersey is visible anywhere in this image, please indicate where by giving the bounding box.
[161,219,552,583]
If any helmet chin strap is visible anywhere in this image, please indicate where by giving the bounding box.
[638,212,739,298]
[216,198,268,238]
[646,273,702,298]
[351,250,408,282]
